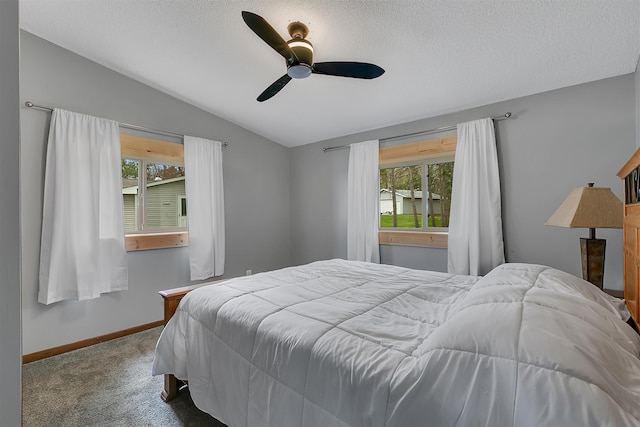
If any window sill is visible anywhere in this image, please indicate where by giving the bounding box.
[125,232,188,251]
[378,230,448,248]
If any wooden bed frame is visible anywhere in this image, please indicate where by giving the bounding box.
[618,147,640,327]
[158,280,227,401]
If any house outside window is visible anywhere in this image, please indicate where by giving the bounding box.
[122,161,186,232]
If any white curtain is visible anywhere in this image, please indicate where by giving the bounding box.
[347,139,380,263]
[184,136,225,280]
[447,118,505,276]
[38,109,128,304]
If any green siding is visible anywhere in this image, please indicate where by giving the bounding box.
[123,194,137,232]
[146,180,185,229]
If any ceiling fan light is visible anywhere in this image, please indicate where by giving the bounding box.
[288,40,313,52]
[287,63,312,79]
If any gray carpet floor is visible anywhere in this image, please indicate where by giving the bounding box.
[22,327,226,427]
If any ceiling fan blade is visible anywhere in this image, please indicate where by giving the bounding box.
[257,74,292,102]
[242,11,294,63]
[312,62,385,79]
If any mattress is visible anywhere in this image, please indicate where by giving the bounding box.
[152,259,640,426]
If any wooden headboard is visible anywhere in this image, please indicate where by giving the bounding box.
[617,148,640,325]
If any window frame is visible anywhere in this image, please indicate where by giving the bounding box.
[120,134,188,251]
[378,136,457,249]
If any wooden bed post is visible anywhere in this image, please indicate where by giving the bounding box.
[158,280,227,402]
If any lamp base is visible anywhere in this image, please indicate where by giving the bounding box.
[580,238,605,289]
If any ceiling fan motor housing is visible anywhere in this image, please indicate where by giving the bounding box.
[287,38,313,78]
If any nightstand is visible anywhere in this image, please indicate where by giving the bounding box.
[603,288,624,299]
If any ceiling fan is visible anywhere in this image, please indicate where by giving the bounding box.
[241,11,385,102]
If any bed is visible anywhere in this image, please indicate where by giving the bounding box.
[152,258,640,426]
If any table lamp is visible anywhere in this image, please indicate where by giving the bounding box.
[545,183,623,288]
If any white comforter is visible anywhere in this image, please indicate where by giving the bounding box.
[152,260,640,427]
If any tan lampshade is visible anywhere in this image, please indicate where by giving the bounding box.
[545,185,623,229]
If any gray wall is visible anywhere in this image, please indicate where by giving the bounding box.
[0,0,22,424]
[291,74,636,290]
[20,31,291,354]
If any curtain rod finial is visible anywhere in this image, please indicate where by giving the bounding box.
[504,112,512,118]
[25,101,34,108]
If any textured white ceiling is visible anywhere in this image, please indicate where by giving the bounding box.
[19,1,640,147]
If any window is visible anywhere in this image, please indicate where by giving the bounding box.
[178,196,188,227]
[378,136,457,248]
[122,160,186,232]
[120,134,189,251]
[380,159,454,230]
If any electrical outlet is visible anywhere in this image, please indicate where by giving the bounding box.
[246,269,252,276]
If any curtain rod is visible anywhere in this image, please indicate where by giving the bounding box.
[24,101,229,147]
[322,112,512,152]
